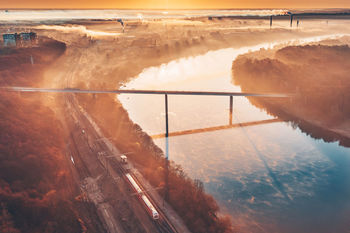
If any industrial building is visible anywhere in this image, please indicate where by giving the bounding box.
[1,32,37,47]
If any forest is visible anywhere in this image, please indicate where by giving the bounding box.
[0,38,86,233]
[232,44,350,146]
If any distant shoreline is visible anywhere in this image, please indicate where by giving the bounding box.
[1,9,350,24]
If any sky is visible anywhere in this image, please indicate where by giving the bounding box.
[0,0,350,9]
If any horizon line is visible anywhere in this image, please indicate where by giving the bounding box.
[1,7,350,10]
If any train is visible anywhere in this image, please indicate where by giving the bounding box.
[125,173,160,220]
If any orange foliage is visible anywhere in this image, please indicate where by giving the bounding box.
[0,39,82,232]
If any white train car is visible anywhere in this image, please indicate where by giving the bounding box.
[125,173,160,220]
[126,173,143,194]
[141,194,159,219]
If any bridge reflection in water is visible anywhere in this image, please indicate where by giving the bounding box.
[151,118,282,139]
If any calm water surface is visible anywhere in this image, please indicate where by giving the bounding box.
[119,37,350,233]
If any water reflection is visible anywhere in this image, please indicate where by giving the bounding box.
[151,118,281,139]
[119,38,350,232]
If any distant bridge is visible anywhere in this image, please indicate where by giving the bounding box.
[0,86,291,158]
[1,87,290,97]
[1,86,290,136]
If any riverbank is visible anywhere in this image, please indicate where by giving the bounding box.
[232,40,350,147]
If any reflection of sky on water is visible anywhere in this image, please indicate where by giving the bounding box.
[119,37,350,232]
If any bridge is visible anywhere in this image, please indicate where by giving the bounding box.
[1,86,290,156]
[2,85,290,147]
[1,86,290,219]
[1,86,290,199]
[1,86,290,144]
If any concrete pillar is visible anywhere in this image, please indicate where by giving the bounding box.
[165,94,169,140]
[164,94,169,201]
[229,95,233,125]
[270,16,273,28]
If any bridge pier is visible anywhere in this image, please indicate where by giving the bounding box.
[164,94,169,201]
[229,95,233,125]
[270,16,273,28]
[165,94,169,140]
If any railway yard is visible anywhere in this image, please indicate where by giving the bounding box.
[63,94,188,233]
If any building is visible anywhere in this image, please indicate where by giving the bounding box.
[2,33,18,47]
[2,32,37,47]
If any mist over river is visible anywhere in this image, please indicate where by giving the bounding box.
[119,36,350,232]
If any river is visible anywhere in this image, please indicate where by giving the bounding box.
[118,36,350,232]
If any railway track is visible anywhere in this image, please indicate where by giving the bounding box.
[65,99,92,179]
[61,54,163,233]
[106,151,178,233]
[65,96,128,233]
[67,94,180,233]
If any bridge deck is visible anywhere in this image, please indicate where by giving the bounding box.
[1,87,291,97]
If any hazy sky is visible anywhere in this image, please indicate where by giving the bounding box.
[1,0,350,9]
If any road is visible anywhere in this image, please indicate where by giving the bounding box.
[64,93,183,233]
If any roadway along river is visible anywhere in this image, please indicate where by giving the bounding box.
[118,36,350,233]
